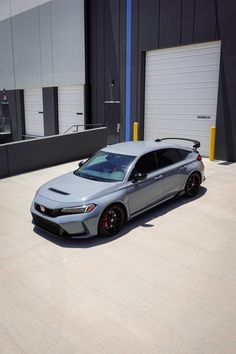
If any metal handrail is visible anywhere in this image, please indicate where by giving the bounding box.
[63,123,105,134]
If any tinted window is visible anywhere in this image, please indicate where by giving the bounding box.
[156,149,180,168]
[134,152,157,174]
[75,151,136,182]
[177,149,189,160]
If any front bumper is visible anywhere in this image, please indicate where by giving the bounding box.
[31,197,100,238]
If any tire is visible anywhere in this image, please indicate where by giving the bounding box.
[185,173,200,197]
[98,204,126,237]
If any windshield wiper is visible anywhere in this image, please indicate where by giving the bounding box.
[74,170,117,182]
[73,170,80,176]
[84,175,98,181]
[73,170,99,181]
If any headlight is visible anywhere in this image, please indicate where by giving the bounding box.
[61,204,97,214]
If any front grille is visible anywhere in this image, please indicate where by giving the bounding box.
[32,214,66,236]
[35,203,61,217]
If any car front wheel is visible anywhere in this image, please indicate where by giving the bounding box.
[98,204,126,237]
[185,173,200,197]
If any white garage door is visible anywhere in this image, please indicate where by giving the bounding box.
[58,85,84,134]
[24,89,44,137]
[144,41,221,156]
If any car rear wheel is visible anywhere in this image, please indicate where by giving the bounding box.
[98,204,126,237]
[185,173,200,197]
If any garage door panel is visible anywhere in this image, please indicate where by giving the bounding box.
[146,64,220,76]
[147,56,220,70]
[144,41,221,157]
[145,91,218,100]
[147,45,221,61]
[58,85,84,134]
[145,104,217,116]
[58,106,83,112]
[145,105,217,115]
[59,96,83,104]
[58,112,84,120]
[145,82,218,91]
[145,119,214,130]
[145,98,218,105]
[24,88,44,136]
[147,57,220,68]
[146,72,219,86]
[145,89,218,99]
[145,115,216,122]
[58,100,83,106]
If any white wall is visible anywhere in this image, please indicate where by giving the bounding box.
[0,0,85,90]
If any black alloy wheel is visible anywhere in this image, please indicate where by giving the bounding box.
[98,204,125,237]
[185,173,200,197]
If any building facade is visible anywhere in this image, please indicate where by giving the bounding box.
[89,0,236,161]
[0,0,236,161]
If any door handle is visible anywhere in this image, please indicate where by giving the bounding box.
[153,174,163,180]
[180,166,187,172]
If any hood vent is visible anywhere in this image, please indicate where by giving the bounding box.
[48,187,70,195]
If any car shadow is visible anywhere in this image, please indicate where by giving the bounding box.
[218,161,235,166]
[33,186,207,248]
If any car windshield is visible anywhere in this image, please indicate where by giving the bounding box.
[74,151,136,182]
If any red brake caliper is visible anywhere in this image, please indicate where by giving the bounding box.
[103,213,108,228]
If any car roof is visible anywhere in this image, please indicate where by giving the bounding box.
[102,141,192,157]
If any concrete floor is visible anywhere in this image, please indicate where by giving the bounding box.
[0,159,236,354]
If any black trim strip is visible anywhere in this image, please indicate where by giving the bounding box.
[48,188,70,195]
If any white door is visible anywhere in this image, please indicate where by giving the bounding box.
[24,89,44,136]
[144,41,221,156]
[58,85,84,134]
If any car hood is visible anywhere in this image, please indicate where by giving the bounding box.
[37,172,120,204]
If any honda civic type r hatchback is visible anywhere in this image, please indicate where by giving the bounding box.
[31,138,205,238]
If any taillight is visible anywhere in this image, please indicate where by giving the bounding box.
[197,154,202,161]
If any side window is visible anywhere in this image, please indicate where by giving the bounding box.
[156,149,180,168]
[177,149,189,160]
[134,152,157,174]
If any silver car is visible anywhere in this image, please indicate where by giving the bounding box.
[31,138,205,238]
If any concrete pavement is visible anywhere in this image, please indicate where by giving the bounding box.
[0,159,236,354]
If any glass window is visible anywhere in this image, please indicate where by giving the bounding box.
[134,152,157,174]
[177,149,189,160]
[74,151,136,182]
[156,149,180,168]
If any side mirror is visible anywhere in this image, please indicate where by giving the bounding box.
[78,160,85,168]
[132,171,147,182]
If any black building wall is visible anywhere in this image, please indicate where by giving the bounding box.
[89,0,126,140]
[0,89,24,143]
[0,87,59,143]
[89,0,236,162]
[42,87,59,136]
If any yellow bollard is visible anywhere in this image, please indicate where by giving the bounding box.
[209,126,216,161]
[133,122,139,141]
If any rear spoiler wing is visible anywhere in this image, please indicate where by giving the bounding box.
[155,137,200,150]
